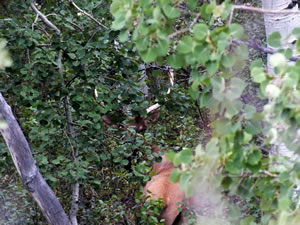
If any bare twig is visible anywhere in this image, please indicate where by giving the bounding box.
[37,43,51,47]
[30,3,61,35]
[234,4,300,14]
[261,170,278,178]
[168,13,200,39]
[66,20,84,32]
[68,0,108,30]
[232,39,300,62]
[228,4,300,25]
[46,13,57,17]
[32,14,39,31]
[146,68,174,113]
[58,51,79,225]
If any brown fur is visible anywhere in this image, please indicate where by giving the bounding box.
[101,111,187,224]
[144,149,185,225]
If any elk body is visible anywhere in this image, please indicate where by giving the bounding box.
[143,144,185,225]
[101,112,188,224]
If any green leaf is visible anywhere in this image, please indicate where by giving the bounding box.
[221,53,236,68]
[136,36,149,51]
[162,5,180,19]
[229,24,244,39]
[140,48,157,62]
[245,120,261,135]
[173,149,191,166]
[189,77,201,100]
[179,172,190,193]
[217,38,228,52]
[193,45,210,65]
[207,61,218,75]
[111,12,126,30]
[296,39,300,54]
[292,27,300,38]
[244,104,256,120]
[265,84,281,99]
[170,168,181,183]
[225,78,246,100]
[187,0,197,10]
[225,100,242,118]
[214,118,232,136]
[140,0,152,8]
[200,3,212,20]
[211,76,225,101]
[240,216,255,225]
[137,22,149,35]
[250,59,263,70]
[269,53,286,68]
[154,39,169,56]
[234,44,248,60]
[177,36,193,54]
[213,5,225,17]
[110,0,122,14]
[0,121,7,129]
[166,151,176,162]
[67,53,76,59]
[251,67,266,83]
[225,158,243,175]
[167,54,185,69]
[178,148,193,164]
[119,30,129,42]
[153,7,162,21]
[247,149,262,165]
[267,32,281,47]
[279,197,291,211]
[193,23,209,41]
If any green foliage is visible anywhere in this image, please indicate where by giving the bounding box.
[110,0,300,224]
[1,0,300,224]
[136,195,165,225]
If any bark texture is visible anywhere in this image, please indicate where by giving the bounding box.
[262,0,300,70]
[262,0,300,159]
[0,93,72,225]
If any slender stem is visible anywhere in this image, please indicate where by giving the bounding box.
[228,4,300,25]
[30,3,61,35]
[58,51,79,225]
[168,13,200,39]
[68,0,108,30]
[232,39,300,62]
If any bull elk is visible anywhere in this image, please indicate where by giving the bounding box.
[101,112,187,225]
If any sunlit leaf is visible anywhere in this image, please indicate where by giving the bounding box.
[193,23,209,41]
[268,32,281,47]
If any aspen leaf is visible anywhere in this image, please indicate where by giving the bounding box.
[265,84,281,99]
[268,32,281,47]
[0,121,7,129]
[193,23,208,40]
[162,5,180,19]
[177,36,193,54]
[270,53,286,68]
[229,23,244,39]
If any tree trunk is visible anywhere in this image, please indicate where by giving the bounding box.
[0,93,72,225]
[262,0,300,71]
[262,0,300,159]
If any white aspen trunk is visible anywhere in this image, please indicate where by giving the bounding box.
[262,0,300,71]
[0,93,72,225]
[261,0,300,159]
